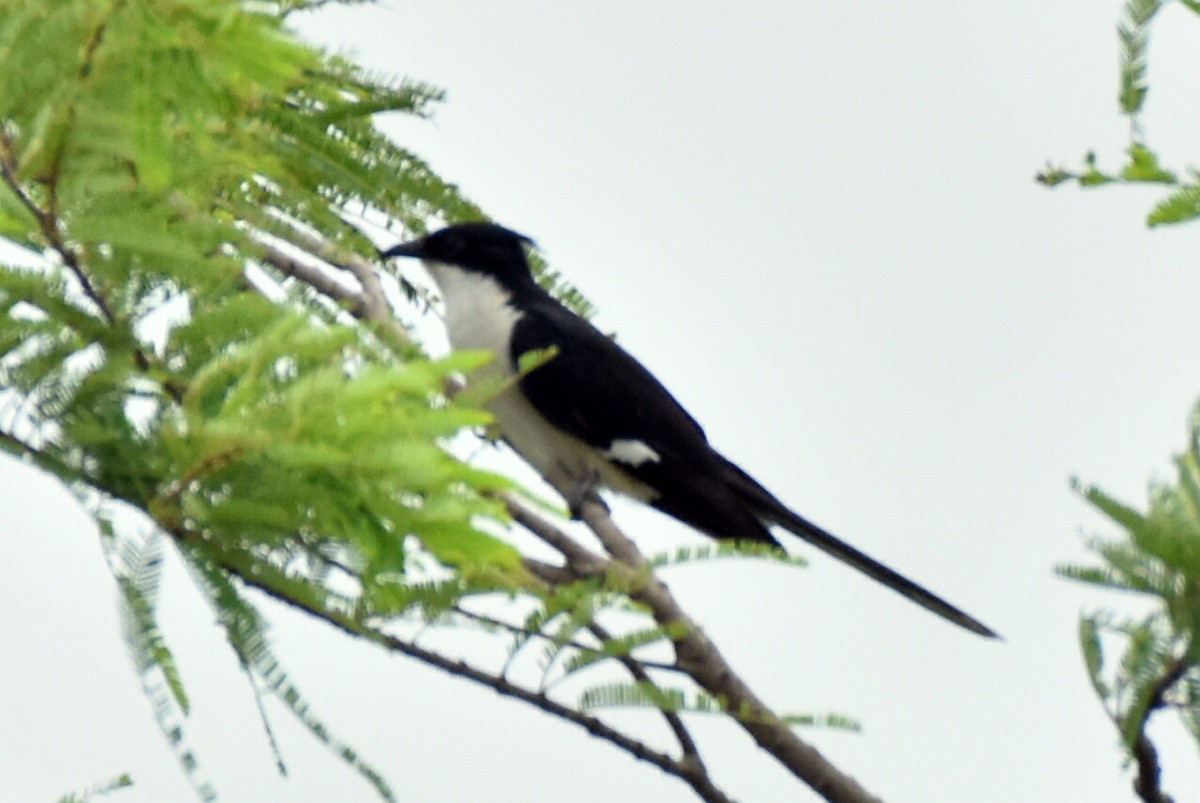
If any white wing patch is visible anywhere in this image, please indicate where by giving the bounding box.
[604,438,662,467]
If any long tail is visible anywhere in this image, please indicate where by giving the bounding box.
[720,459,999,639]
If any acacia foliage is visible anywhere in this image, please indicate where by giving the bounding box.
[1063,433,1200,758]
[1038,0,1200,226]
[1,3,849,802]
[0,0,524,797]
[1044,2,1200,799]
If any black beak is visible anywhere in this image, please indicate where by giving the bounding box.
[380,239,427,260]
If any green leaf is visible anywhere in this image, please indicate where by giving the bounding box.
[1148,186,1200,227]
[1180,673,1200,743]
[1064,413,1200,763]
[579,681,860,730]
[185,550,395,803]
[0,2,605,800]
[1080,615,1111,702]
[1078,483,1148,538]
[117,552,191,714]
[1035,165,1073,187]
[55,773,134,803]
[559,622,690,678]
[648,539,803,569]
[99,525,215,801]
[1121,144,1175,184]
[1117,0,1160,116]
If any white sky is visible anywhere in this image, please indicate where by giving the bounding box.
[4,2,1200,801]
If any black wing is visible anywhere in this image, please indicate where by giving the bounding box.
[510,293,997,636]
[510,295,710,464]
[510,294,779,544]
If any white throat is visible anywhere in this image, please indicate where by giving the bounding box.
[425,260,523,367]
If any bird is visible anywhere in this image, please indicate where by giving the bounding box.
[382,222,997,638]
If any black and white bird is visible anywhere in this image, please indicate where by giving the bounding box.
[383,222,996,638]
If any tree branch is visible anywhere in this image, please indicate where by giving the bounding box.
[257,240,369,317]
[282,225,393,325]
[576,499,884,803]
[1130,651,1189,803]
[501,493,609,574]
[452,605,686,678]
[0,428,91,487]
[255,231,412,349]
[187,531,736,803]
[522,556,578,587]
[495,493,883,802]
[239,228,880,802]
[0,126,115,326]
[587,620,707,774]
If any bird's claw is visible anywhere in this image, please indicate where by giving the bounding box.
[566,471,607,519]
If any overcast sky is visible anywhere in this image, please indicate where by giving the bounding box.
[5,2,1200,802]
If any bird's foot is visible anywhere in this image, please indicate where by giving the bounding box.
[565,470,607,519]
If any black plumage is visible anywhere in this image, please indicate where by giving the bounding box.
[383,222,996,638]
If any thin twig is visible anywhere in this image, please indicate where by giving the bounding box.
[193,537,735,803]
[0,428,89,486]
[588,620,706,771]
[0,127,115,325]
[274,222,393,325]
[255,233,410,348]
[452,605,685,677]
[161,446,246,505]
[257,240,369,317]
[501,493,609,575]
[522,557,576,587]
[239,658,288,777]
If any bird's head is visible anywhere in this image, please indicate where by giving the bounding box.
[382,222,535,287]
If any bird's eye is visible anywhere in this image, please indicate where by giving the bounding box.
[440,233,465,259]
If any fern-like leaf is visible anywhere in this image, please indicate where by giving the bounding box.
[1148,185,1200,226]
[116,531,190,714]
[1118,0,1161,117]
[560,623,688,678]
[1080,615,1111,704]
[55,773,134,803]
[185,551,396,803]
[580,682,860,731]
[649,539,805,569]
